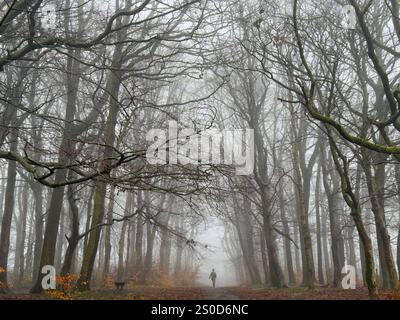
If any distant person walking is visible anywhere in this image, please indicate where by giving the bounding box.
[209,269,217,288]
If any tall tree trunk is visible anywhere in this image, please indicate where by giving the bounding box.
[0,172,5,224]
[14,182,29,286]
[321,148,345,287]
[327,133,378,298]
[254,126,285,288]
[291,143,315,288]
[31,181,43,284]
[29,69,44,283]
[278,182,296,286]
[109,190,133,284]
[134,217,143,280]
[142,220,156,284]
[0,68,25,292]
[315,163,325,285]
[260,231,270,286]
[354,163,367,286]
[83,187,94,251]
[76,42,124,291]
[262,209,285,288]
[61,185,81,276]
[321,197,331,284]
[0,123,18,292]
[347,226,357,278]
[102,185,115,282]
[31,49,81,293]
[159,213,172,274]
[141,193,163,284]
[127,218,136,278]
[55,209,65,272]
[288,105,316,289]
[395,166,400,278]
[173,216,184,282]
[25,207,35,279]
[363,152,399,289]
[293,218,301,275]
[134,193,144,282]
[124,223,132,280]
[232,192,262,286]
[117,219,128,282]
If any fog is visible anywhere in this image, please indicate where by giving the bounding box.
[197,221,238,287]
[0,0,400,302]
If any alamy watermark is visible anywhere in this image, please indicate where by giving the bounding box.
[146,121,254,176]
[341,5,357,30]
[341,264,356,290]
[41,265,56,290]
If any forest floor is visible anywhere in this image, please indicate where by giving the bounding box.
[226,286,400,300]
[0,286,399,300]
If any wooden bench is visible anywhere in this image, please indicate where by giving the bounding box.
[114,281,125,290]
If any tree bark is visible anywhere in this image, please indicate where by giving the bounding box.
[31,49,82,293]
[142,193,164,284]
[260,231,270,286]
[55,209,65,272]
[278,182,296,286]
[321,147,345,287]
[117,215,129,282]
[134,193,144,281]
[253,125,285,288]
[0,171,5,225]
[395,166,400,278]
[232,192,262,286]
[159,213,172,274]
[0,121,18,292]
[61,185,81,276]
[14,181,29,286]
[76,41,124,291]
[327,133,378,299]
[315,162,325,285]
[102,185,115,282]
[363,151,399,289]
[31,180,43,284]
[173,216,184,282]
[290,132,315,288]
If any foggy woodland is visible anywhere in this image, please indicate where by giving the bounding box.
[1,0,400,301]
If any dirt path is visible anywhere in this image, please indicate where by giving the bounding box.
[0,287,244,300]
[3,286,394,300]
[200,287,242,300]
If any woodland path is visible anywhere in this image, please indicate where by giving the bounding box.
[1,286,395,300]
[200,287,242,300]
